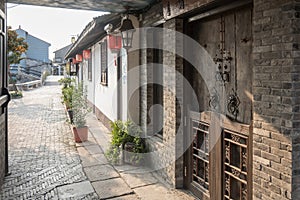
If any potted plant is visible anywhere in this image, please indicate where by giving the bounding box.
[60,78,75,123]
[105,120,147,165]
[58,77,73,89]
[72,82,90,143]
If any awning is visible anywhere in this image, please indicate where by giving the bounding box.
[7,0,156,13]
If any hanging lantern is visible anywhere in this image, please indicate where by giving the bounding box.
[72,57,77,64]
[83,49,91,59]
[119,16,135,49]
[76,54,83,62]
[108,35,122,50]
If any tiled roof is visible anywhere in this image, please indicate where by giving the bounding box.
[7,0,156,13]
[65,14,121,59]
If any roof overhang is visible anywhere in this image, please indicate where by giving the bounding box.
[7,0,156,13]
[65,14,121,59]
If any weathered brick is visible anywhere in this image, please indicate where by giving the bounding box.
[262,151,281,163]
[261,180,281,195]
[254,155,271,166]
[282,173,292,184]
[254,128,271,137]
[254,134,263,143]
[262,165,281,179]
[262,95,281,103]
[271,132,291,143]
[271,161,292,176]
[262,122,281,132]
[272,176,292,190]
[253,45,272,53]
[271,147,287,157]
[254,142,270,152]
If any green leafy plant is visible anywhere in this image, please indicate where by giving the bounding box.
[106,120,147,165]
[60,78,75,109]
[72,82,90,128]
[58,77,73,89]
[61,86,74,109]
[9,91,23,99]
[7,26,28,92]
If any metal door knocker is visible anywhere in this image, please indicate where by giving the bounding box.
[227,89,240,120]
[209,89,219,110]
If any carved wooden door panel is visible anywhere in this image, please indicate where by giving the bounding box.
[184,5,252,200]
[185,111,252,200]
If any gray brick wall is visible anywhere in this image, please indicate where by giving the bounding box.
[140,2,164,132]
[162,18,184,187]
[140,0,300,197]
[140,3,185,188]
[253,0,300,199]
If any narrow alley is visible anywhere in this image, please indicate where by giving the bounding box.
[0,76,195,200]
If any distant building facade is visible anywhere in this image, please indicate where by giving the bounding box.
[16,26,51,64]
[11,26,51,78]
[53,44,72,75]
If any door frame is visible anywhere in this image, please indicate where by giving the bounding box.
[117,51,122,120]
[182,1,253,199]
[0,7,10,176]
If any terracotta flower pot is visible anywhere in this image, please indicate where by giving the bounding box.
[73,126,88,143]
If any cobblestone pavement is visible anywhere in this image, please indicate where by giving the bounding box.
[0,76,196,200]
[0,77,98,199]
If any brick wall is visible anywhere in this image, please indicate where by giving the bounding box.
[162,18,184,187]
[140,2,164,132]
[140,3,185,187]
[142,0,300,196]
[291,2,300,198]
[252,0,299,199]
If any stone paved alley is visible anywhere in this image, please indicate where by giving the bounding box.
[0,76,196,200]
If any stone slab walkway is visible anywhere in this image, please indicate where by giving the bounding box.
[79,111,197,200]
[0,76,197,199]
[1,76,98,199]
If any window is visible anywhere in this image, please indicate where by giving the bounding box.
[100,39,108,86]
[88,49,92,81]
[152,26,163,136]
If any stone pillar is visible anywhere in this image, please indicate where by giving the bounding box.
[163,18,184,187]
[252,0,300,199]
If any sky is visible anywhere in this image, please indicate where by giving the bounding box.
[7,3,106,60]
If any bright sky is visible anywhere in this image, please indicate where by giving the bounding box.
[7,3,106,60]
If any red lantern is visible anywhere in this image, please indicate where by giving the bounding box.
[108,35,122,50]
[72,57,77,64]
[83,50,91,59]
[76,54,83,62]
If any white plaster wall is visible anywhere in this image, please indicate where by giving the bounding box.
[86,45,96,107]
[94,38,119,121]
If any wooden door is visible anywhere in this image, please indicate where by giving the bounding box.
[185,111,252,200]
[184,5,252,200]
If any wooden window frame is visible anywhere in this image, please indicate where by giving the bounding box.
[87,49,92,81]
[100,39,108,86]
